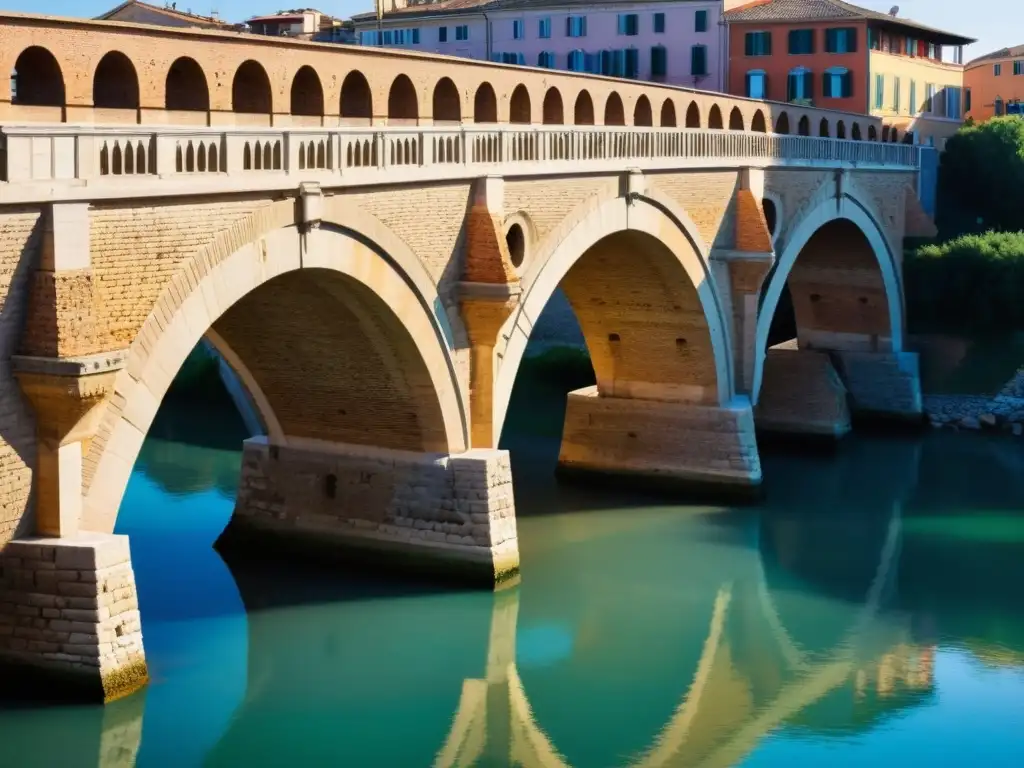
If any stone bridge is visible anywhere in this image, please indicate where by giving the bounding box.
[0,12,936,703]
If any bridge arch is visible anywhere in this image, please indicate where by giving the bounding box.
[708,103,723,129]
[729,106,743,130]
[751,109,767,132]
[388,74,419,123]
[11,46,65,108]
[775,112,790,134]
[165,56,208,112]
[797,115,810,136]
[634,95,653,126]
[509,84,531,124]
[340,70,372,124]
[232,60,272,116]
[685,101,700,128]
[542,87,564,125]
[573,90,594,124]
[290,65,323,118]
[81,218,467,534]
[852,122,862,140]
[603,92,625,126]
[93,50,139,110]
[474,82,498,122]
[751,196,904,403]
[660,98,676,127]
[491,194,731,441]
[432,77,461,123]
[819,117,830,137]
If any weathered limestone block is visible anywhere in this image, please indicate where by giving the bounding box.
[221,437,519,586]
[557,386,762,497]
[0,532,148,702]
[831,350,923,423]
[756,345,851,438]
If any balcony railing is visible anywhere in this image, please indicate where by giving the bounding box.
[0,124,920,200]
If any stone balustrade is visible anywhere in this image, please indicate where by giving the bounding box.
[0,123,920,203]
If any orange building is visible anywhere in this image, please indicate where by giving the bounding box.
[964,45,1024,121]
[725,0,974,146]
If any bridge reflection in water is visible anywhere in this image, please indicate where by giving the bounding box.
[37,398,1024,766]
[183,430,936,768]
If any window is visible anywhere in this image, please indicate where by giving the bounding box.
[651,45,668,78]
[909,80,917,113]
[691,45,708,76]
[995,63,1002,76]
[438,26,447,43]
[788,66,813,102]
[512,19,524,40]
[946,86,962,119]
[788,29,814,54]
[965,88,972,113]
[493,52,526,65]
[617,14,639,36]
[746,69,767,99]
[745,31,771,56]
[823,66,852,98]
[566,15,586,37]
[825,27,857,53]
[953,46,963,64]
[1015,60,1024,75]
[455,25,468,40]
[568,49,586,71]
[874,73,885,109]
[927,43,936,59]
[905,36,916,55]
[625,48,640,78]
[653,12,665,33]
[893,77,901,112]
[539,17,551,38]
[995,97,1004,116]
[695,9,707,32]
[924,83,936,113]
[537,51,556,68]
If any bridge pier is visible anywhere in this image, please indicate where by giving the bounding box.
[755,344,852,439]
[832,350,923,424]
[220,437,519,586]
[557,386,762,498]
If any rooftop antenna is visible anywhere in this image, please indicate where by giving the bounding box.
[889,5,899,16]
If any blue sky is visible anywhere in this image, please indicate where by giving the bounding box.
[3,0,1013,62]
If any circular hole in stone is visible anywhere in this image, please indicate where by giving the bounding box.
[761,198,778,239]
[810,293,822,303]
[506,223,526,269]
[608,333,621,342]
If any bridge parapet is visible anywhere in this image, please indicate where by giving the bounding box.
[0,124,919,203]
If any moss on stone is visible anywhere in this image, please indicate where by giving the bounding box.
[101,659,150,703]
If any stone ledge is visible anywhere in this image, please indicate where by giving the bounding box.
[11,349,129,377]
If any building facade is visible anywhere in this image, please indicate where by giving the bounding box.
[963,45,1024,121]
[350,0,725,91]
[725,0,974,147]
[96,0,236,29]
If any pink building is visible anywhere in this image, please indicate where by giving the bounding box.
[350,0,725,91]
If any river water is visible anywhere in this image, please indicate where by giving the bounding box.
[2,379,1024,767]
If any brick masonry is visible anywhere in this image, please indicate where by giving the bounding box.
[225,437,519,585]
[756,345,852,437]
[0,532,148,702]
[558,386,761,492]
[832,350,923,421]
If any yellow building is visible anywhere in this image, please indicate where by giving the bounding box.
[867,26,974,148]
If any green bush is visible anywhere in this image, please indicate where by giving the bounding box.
[905,231,1024,333]
[937,117,1024,236]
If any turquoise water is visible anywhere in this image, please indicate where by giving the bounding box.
[2,393,1024,766]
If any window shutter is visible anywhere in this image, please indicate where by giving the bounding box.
[788,30,798,53]
[602,49,613,75]
[765,32,772,55]
[848,29,857,52]
[804,71,814,100]
[746,71,752,96]
[628,48,639,77]
[843,71,852,98]
[825,29,835,52]
[787,72,796,101]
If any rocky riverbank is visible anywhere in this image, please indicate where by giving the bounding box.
[924,369,1024,435]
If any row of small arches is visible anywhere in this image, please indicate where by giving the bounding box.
[10,44,884,140]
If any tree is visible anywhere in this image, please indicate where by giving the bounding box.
[938,117,1024,235]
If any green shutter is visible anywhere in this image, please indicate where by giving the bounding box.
[847,28,857,52]
[825,29,835,52]
[745,33,753,56]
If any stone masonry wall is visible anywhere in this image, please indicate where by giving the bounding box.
[832,350,923,421]
[558,386,761,490]
[0,533,148,701]
[756,345,851,437]
[229,438,519,583]
[0,209,43,545]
